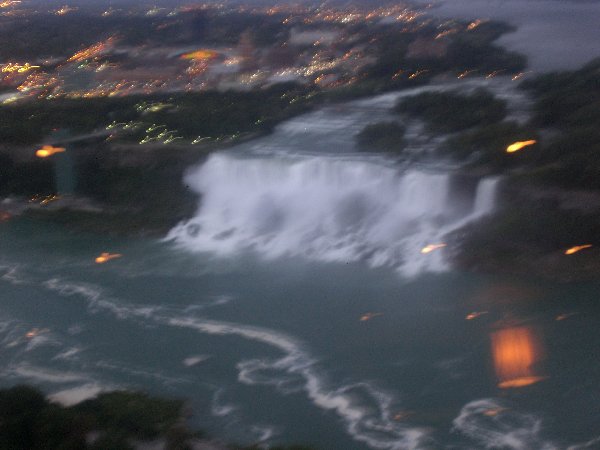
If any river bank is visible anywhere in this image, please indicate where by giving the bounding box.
[0,384,311,450]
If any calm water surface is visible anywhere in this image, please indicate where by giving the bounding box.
[1,220,599,449]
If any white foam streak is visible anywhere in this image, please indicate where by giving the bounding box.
[168,317,428,449]
[25,334,59,352]
[250,424,278,443]
[41,277,430,449]
[53,346,84,361]
[568,436,600,450]
[0,264,28,285]
[472,177,500,218]
[453,398,556,450]
[211,389,238,417]
[48,383,107,406]
[183,355,210,367]
[43,278,161,319]
[7,364,89,384]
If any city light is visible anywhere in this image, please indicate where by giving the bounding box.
[564,244,592,255]
[506,140,537,153]
[95,252,123,264]
[421,244,446,254]
[35,145,66,158]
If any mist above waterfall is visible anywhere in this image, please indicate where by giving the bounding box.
[168,153,498,277]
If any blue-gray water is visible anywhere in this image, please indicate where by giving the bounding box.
[1,218,599,449]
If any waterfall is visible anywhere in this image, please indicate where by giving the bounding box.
[168,153,500,276]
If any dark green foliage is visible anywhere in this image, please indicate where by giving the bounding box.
[449,206,600,280]
[465,207,600,252]
[355,121,406,152]
[442,121,539,170]
[0,84,313,145]
[267,447,317,450]
[0,385,316,450]
[442,22,526,73]
[0,153,55,196]
[0,385,48,450]
[363,28,412,79]
[88,432,135,450]
[75,391,183,439]
[521,58,600,129]
[395,89,507,133]
[525,127,600,190]
[0,386,190,450]
[517,58,600,189]
[37,404,90,450]
[445,42,526,74]
[364,20,525,81]
[0,385,86,450]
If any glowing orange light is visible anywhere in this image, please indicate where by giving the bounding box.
[457,69,476,79]
[511,72,531,81]
[564,244,592,255]
[0,1,21,8]
[39,195,60,206]
[420,243,446,254]
[408,69,427,79]
[67,38,115,63]
[506,140,537,153]
[465,311,488,320]
[392,411,414,421]
[95,252,122,264]
[556,312,578,321]
[360,312,383,322]
[55,5,77,15]
[491,326,546,389]
[2,62,40,73]
[483,407,507,417]
[467,19,484,30]
[25,328,39,338]
[180,50,218,61]
[35,145,66,158]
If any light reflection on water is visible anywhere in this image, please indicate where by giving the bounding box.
[491,325,546,389]
[0,219,599,449]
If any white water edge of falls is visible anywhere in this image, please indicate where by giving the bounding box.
[167,153,500,277]
[167,80,516,277]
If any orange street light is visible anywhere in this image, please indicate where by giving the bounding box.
[506,140,537,153]
[35,145,66,158]
[95,252,122,264]
[564,244,592,255]
[421,243,447,254]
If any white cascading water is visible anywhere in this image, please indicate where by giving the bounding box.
[168,153,499,277]
[472,177,500,217]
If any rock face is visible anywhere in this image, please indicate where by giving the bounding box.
[448,180,600,282]
[500,182,600,213]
